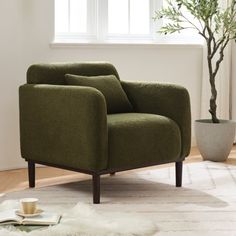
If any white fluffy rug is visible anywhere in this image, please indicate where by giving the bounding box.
[0,200,157,236]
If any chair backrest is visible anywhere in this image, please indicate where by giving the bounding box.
[27,62,120,85]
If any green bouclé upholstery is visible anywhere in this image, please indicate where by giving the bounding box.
[19,84,108,171]
[20,62,191,174]
[65,74,133,114]
[121,81,191,158]
[107,113,181,169]
[27,62,120,85]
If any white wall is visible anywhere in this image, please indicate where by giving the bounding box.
[0,0,203,170]
[231,43,236,121]
[0,1,26,170]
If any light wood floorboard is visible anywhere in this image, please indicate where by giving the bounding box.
[1,146,236,194]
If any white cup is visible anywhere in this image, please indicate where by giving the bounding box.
[20,198,38,214]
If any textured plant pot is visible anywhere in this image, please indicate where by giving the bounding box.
[195,119,236,162]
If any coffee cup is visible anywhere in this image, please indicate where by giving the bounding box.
[20,198,38,214]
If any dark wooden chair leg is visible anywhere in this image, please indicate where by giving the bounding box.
[110,172,115,176]
[28,160,35,188]
[92,174,100,204]
[175,161,183,187]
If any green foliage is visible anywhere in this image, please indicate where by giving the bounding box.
[159,23,185,34]
[154,0,236,39]
[154,0,236,123]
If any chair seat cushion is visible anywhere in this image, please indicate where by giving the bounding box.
[107,113,181,169]
[65,74,133,114]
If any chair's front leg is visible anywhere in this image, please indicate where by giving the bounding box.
[92,174,100,204]
[175,161,183,187]
[28,160,35,188]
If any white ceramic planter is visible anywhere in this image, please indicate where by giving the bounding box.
[195,119,236,162]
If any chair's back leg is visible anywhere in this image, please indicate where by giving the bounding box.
[175,161,183,187]
[28,160,35,188]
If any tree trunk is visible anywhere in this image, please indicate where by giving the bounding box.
[209,76,219,123]
[207,41,220,124]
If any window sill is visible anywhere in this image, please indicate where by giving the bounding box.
[50,39,204,49]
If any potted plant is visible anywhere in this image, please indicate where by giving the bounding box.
[154,0,236,161]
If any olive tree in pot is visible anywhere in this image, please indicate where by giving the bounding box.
[154,0,236,161]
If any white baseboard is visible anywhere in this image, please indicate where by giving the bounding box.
[0,163,46,172]
[191,137,197,147]
[0,163,27,172]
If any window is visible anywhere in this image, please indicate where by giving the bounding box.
[54,0,161,43]
[108,0,150,34]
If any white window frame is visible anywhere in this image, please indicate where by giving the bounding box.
[54,0,162,43]
[55,0,97,42]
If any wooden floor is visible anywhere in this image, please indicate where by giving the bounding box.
[1,146,236,194]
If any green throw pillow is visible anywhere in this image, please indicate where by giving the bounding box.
[65,74,133,114]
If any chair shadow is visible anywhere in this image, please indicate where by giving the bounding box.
[4,172,228,209]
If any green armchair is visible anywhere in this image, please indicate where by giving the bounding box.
[19,62,191,204]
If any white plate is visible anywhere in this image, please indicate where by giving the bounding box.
[15,209,44,217]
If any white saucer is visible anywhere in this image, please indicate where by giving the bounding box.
[15,209,44,217]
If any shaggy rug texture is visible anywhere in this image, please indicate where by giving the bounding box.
[0,201,157,236]
[1,161,236,235]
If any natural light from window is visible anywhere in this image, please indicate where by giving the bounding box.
[55,0,69,33]
[108,0,129,34]
[55,0,87,34]
[108,0,150,35]
[55,0,156,42]
[130,0,150,34]
[70,0,87,33]
[54,0,201,44]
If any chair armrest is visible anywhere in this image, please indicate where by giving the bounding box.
[19,84,108,171]
[121,81,191,158]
